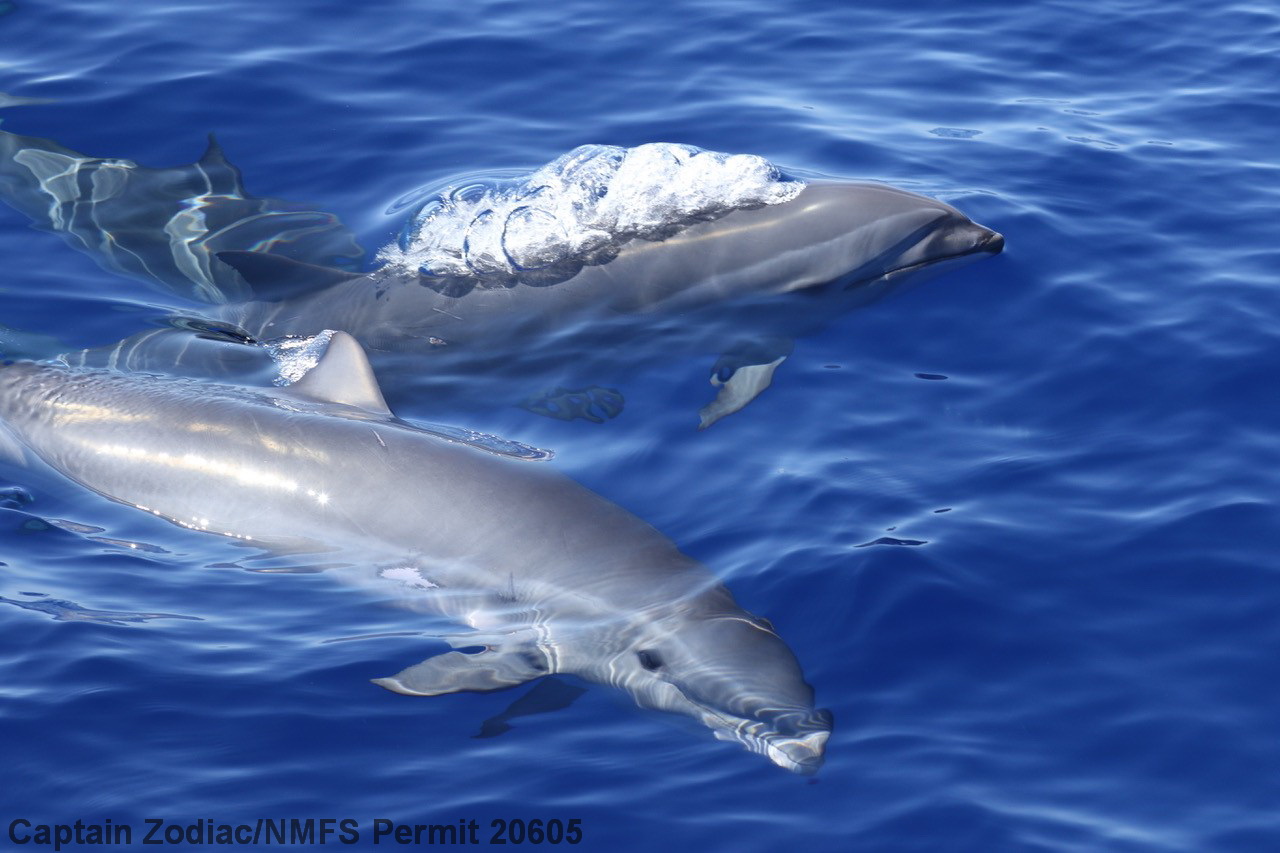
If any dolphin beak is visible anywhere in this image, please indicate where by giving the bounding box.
[765,728,831,775]
[977,228,1004,255]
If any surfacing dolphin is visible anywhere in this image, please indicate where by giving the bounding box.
[214,176,1003,426]
[0,128,1002,426]
[0,332,832,773]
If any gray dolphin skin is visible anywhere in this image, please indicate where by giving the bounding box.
[0,127,1002,425]
[211,179,1002,425]
[215,179,1001,347]
[0,333,833,773]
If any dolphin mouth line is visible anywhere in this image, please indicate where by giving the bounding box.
[872,230,1005,283]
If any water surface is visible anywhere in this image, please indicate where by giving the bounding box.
[2,1,1278,850]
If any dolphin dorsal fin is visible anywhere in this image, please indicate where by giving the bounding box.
[288,331,391,416]
[195,133,251,199]
[216,250,363,302]
[198,133,228,169]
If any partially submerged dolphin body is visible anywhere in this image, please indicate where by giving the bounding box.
[0,127,363,304]
[214,177,1003,426]
[1,129,1002,426]
[0,333,832,773]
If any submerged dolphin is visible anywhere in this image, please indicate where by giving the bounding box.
[0,126,363,303]
[0,128,1002,425]
[0,332,832,772]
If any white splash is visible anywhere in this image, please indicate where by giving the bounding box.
[380,566,439,590]
[378,143,805,287]
[264,330,335,385]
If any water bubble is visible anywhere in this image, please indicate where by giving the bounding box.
[503,206,566,271]
[378,143,806,289]
[463,209,507,277]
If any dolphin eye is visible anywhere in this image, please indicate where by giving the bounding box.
[637,649,664,671]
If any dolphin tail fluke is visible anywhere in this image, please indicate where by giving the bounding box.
[372,647,550,697]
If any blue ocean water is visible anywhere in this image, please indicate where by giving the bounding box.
[1,0,1278,850]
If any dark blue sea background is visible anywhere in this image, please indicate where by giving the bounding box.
[2,0,1278,850]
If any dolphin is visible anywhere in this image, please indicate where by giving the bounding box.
[0,126,363,303]
[0,332,833,772]
[211,178,1002,429]
[1,127,1002,425]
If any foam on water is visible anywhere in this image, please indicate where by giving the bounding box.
[264,330,334,385]
[378,143,805,288]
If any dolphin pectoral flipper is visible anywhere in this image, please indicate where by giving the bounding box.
[474,677,588,738]
[698,337,795,429]
[372,646,551,696]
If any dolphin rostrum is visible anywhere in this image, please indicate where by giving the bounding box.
[0,332,833,772]
[1,128,1002,425]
